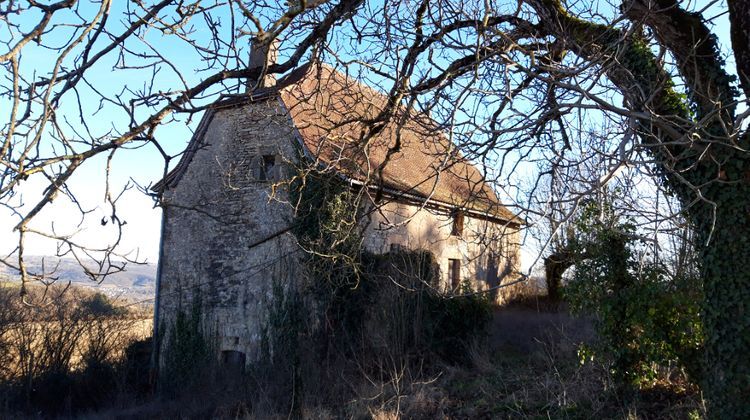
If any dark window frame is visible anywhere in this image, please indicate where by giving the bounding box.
[448,258,461,291]
[257,154,277,181]
[451,211,464,236]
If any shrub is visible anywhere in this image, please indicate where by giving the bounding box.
[566,203,703,388]
[277,168,496,411]
[249,246,494,415]
[0,285,149,416]
[423,281,493,364]
[121,337,154,397]
[255,282,308,417]
[78,291,126,317]
[316,248,492,366]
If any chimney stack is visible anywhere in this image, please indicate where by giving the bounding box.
[248,37,278,91]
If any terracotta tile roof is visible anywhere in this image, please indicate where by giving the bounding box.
[277,63,519,223]
[154,63,520,224]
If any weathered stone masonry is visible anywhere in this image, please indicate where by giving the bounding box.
[153,63,524,367]
[156,100,301,362]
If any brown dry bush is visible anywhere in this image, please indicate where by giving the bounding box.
[0,286,16,380]
[0,284,151,416]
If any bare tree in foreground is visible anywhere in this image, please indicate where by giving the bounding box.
[1,0,749,415]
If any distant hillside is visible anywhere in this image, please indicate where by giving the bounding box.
[0,256,156,306]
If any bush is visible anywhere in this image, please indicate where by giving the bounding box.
[79,291,126,317]
[423,281,493,363]
[0,285,150,416]
[121,337,154,397]
[268,169,497,412]
[309,248,492,367]
[566,204,703,388]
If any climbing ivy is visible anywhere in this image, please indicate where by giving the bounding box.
[257,281,306,417]
[290,167,365,293]
[160,297,213,396]
[539,1,750,415]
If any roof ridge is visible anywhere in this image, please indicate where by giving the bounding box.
[152,61,523,225]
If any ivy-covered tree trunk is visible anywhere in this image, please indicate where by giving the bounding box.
[696,181,750,418]
[604,231,638,388]
[528,0,750,416]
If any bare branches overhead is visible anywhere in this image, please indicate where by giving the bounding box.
[1,1,749,413]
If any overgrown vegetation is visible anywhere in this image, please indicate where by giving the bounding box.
[0,284,152,416]
[298,171,491,355]
[159,297,214,397]
[200,168,495,415]
[107,185,707,418]
[0,171,709,418]
[565,202,703,390]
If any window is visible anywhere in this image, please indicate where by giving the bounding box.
[253,154,277,181]
[448,258,461,291]
[451,211,464,236]
[221,350,246,369]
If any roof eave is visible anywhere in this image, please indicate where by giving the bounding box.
[344,177,524,226]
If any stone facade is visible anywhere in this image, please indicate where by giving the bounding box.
[154,80,523,367]
[362,199,521,301]
[156,99,301,362]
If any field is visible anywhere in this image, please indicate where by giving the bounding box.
[0,256,156,303]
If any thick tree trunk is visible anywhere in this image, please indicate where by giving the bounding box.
[696,184,750,418]
[544,249,574,301]
[526,1,750,414]
[728,0,750,99]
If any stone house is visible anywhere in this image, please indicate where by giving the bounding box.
[152,59,523,365]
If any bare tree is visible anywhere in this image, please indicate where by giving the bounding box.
[0,0,364,300]
[1,0,749,415]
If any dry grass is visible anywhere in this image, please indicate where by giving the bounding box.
[91,306,702,419]
[0,283,704,419]
[0,284,154,417]
[297,304,701,419]
[0,287,150,380]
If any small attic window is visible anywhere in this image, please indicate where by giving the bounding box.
[255,155,278,181]
[451,211,464,237]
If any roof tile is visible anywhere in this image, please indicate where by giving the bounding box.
[279,64,518,222]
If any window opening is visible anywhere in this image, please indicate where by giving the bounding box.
[258,155,276,181]
[451,211,464,236]
[448,258,461,291]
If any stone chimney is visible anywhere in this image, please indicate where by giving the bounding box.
[248,37,278,91]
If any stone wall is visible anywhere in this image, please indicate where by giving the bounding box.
[156,98,301,363]
[361,199,522,304]
[156,97,523,368]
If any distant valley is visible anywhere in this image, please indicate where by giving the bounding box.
[0,256,156,306]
